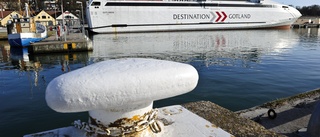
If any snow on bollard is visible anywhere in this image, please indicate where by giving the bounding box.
[45,58,199,136]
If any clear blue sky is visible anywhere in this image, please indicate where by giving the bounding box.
[275,0,320,7]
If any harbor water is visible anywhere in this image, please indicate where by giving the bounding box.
[0,28,320,136]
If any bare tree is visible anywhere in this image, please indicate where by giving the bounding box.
[0,0,19,10]
[297,5,320,16]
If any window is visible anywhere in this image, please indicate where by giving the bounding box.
[42,16,46,19]
[65,15,73,19]
[48,21,53,26]
[91,2,101,6]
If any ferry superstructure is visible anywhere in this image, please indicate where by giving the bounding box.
[86,0,302,33]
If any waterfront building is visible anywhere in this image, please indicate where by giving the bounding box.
[0,11,22,27]
[55,11,80,27]
[33,10,56,27]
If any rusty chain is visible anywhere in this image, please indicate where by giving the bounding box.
[73,109,162,136]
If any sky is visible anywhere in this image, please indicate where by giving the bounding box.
[275,0,320,7]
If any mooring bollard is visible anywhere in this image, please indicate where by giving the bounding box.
[45,58,199,136]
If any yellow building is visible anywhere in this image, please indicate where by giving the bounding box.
[0,11,23,27]
[34,10,56,27]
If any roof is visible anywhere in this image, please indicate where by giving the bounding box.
[0,10,78,19]
[56,11,79,20]
[45,11,63,18]
[0,11,16,18]
[0,10,64,19]
[0,10,38,18]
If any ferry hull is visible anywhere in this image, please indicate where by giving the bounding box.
[87,0,302,33]
[89,19,298,33]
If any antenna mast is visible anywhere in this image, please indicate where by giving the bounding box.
[18,0,22,15]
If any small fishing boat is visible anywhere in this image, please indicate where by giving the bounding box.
[7,3,47,47]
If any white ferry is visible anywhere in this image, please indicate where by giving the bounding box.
[86,0,301,33]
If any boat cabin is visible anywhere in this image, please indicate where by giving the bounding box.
[7,15,36,35]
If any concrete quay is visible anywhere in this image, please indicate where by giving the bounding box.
[292,16,320,28]
[183,101,282,137]
[25,88,320,137]
[184,88,320,137]
[292,24,320,28]
[29,33,92,54]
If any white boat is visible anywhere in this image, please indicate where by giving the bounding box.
[86,0,302,33]
[7,3,47,47]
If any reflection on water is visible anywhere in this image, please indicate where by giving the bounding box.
[0,43,93,137]
[293,28,320,49]
[0,28,320,137]
[0,45,92,96]
[90,30,298,67]
[10,47,44,89]
[294,27,320,38]
[0,41,11,69]
[10,47,40,70]
[87,29,320,110]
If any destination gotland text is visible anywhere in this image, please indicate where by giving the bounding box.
[173,14,211,20]
[173,13,251,20]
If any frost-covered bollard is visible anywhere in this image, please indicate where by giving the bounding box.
[45,58,198,136]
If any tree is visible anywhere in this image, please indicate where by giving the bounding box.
[1,0,20,11]
[296,5,320,16]
[0,0,39,11]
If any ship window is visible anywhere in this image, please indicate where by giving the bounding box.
[282,6,288,8]
[91,1,101,6]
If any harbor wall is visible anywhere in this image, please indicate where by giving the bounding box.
[292,16,320,28]
[183,88,320,136]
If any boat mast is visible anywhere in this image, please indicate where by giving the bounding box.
[25,3,29,17]
[18,0,22,15]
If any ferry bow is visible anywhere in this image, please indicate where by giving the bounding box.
[86,0,302,33]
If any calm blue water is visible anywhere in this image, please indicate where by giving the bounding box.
[0,28,319,136]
